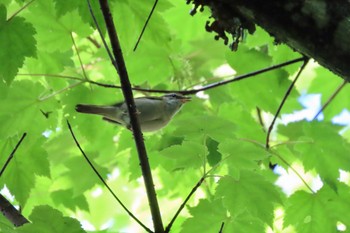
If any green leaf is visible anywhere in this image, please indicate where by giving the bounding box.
[0,212,17,233]
[216,171,282,226]
[218,140,268,179]
[284,187,337,233]
[206,137,222,166]
[159,140,206,170]
[25,50,73,74]
[0,8,36,84]
[218,102,266,141]
[0,5,6,23]
[26,0,91,52]
[279,121,350,188]
[224,212,265,233]
[328,183,350,228]
[17,205,86,233]
[308,67,350,120]
[181,198,227,233]
[0,80,59,139]
[51,190,89,212]
[174,115,236,142]
[226,45,272,74]
[61,156,109,196]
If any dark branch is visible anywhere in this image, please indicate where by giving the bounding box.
[0,194,29,227]
[96,1,164,232]
[20,56,304,98]
[0,133,27,177]
[66,121,152,232]
[313,80,348,120]
[133,0,158,51]
[218,222,225,233]
[266,57,309,149]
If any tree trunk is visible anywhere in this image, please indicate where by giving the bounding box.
[190,0,350,81]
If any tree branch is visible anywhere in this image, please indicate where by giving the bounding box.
[97,1,164,232]
[266,57,309,149]
[189,0,350,81]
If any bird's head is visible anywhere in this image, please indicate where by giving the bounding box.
[163,93,191,116]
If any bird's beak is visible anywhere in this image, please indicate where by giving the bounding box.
[180,96,191,103]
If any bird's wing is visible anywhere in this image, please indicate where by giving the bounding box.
[135,97,164,122]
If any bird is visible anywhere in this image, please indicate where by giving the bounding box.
[75,93,191,132]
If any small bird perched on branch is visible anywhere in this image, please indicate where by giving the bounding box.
[76,93,191,132]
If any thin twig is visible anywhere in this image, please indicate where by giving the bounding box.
[0,194,29,227]
[86,0,116,67]
[0,133,27,177]
[17,73,84,81]
[266,57,309,149]
[165,159,225,233]
[313,80,347,120]
[66,121,152,233]
[165,176,205,233]
[96,1,164,232]
[270,139,314,148]
[87,36,101,48]
[7,0,35,21]
[133,0,158,51]
[71,33,89,82]
[256,107,265,132]
[38,81,83,102]
[181,57,305,95]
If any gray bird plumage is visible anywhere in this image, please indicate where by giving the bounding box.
[75,93,191,132]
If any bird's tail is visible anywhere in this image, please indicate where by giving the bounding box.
[75,104,116,116]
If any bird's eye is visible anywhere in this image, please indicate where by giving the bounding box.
[166,93,177,98]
